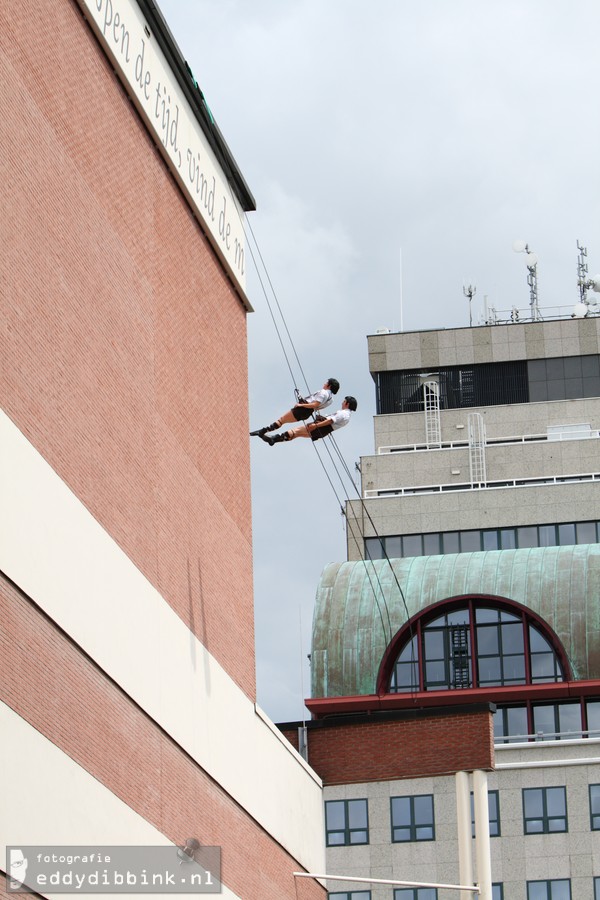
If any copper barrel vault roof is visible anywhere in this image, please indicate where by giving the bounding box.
[311,545,600,699]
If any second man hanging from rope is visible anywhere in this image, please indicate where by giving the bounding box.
[250,378,340,439]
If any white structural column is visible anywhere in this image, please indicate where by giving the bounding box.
[455,771,474,895]
[472,769,493,900]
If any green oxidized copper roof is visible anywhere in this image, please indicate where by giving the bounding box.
[311,545,600,699]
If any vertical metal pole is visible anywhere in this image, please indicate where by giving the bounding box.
[473,769,492,900]
[455,771,474,895]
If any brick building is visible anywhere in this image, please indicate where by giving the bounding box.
[282,316,600,900]
[0,1,324,898]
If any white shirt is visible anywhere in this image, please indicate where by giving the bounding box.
[329,409,351,430]
[305,388,333,411]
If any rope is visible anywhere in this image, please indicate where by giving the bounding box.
[224,187,414,682]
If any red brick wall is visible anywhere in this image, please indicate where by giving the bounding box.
[0,578,324,900]
[0,0,255,698]
[282,710,494,785]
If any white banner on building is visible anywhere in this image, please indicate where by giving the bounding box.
[76,0,248,297]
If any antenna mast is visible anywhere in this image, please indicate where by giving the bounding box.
[513,241,541,321]
[463,283,476,327]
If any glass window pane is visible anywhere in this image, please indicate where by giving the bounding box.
[423,532,441,555]
[531,652,558,680]
[489,792,500,836]
[550,882,570,900]
[493,709,505,741]
[424,630,445,658]
[558,523,576,545]
[576,521,596,543]
[386,536,402,558]
[442,532,460,553]
[588,702,600,736]
[403,534,423,557]
[507,706,528,740]
[393,827,411,842]
[477,625,499,654]
[328,832,345,845]
[538,525,557,547]
[502,655,526,682]
[546,788,566,817]
[479,657,502,683]
[482,530,499,550]
[348,800,368,828]
[501,621,524,652]
[365,537,384,560]
[529,627,553,653]
[349,830,368,843]
[413,795,433,824]
[398,637,418,663]
[415,825,434,840]
[499,608,520,622]
[524,789,544,817]
[326,801,345,830]
[476,607,499,624]
[391,797,410,824]
[425,661,446,683]
[527,884,548,900]
[460,530,481,551]
[500,528,516,549]
[517,526,538,548]
[533,705,556,738]
[447,609,469,626]
[557,703,581,738]
[492,886,503,900]
[394,662,419,691]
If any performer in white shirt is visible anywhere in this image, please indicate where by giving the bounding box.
[260,396,357,445]
[250,378,339,438]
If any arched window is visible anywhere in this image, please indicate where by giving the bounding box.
[387,598,566,694]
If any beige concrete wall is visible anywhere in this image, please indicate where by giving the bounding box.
[362,434,600,494]
[374,397,600,450]
[346,481,600,559]
[368,318,600,373]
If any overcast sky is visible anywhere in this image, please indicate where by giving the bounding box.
[158,0,600,723]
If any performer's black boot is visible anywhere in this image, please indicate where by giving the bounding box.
[250,421,279,437]
[260,432,289,446]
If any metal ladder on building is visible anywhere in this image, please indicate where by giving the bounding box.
[450,624,471,688]
[423,379,442,448]
[468,412,487,487]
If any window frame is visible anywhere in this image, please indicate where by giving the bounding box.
[526,879,571,900]
[393,890,438,900]
[470,789,500,837]
[325,799,369,847]
[390,794,435,843]
[589,784,600,830]
[522,786,568,835]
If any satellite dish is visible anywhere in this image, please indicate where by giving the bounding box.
[513,240,527,253]
[572,302,588,318]
[525,252,538,267]
[591,275,600,292]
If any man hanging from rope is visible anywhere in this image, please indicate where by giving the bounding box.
[259,396,357,446]
[250,378,340,438]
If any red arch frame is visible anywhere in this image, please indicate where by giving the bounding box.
[376,593,573,697]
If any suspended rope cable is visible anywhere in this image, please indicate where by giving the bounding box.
[226,193,410,670]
